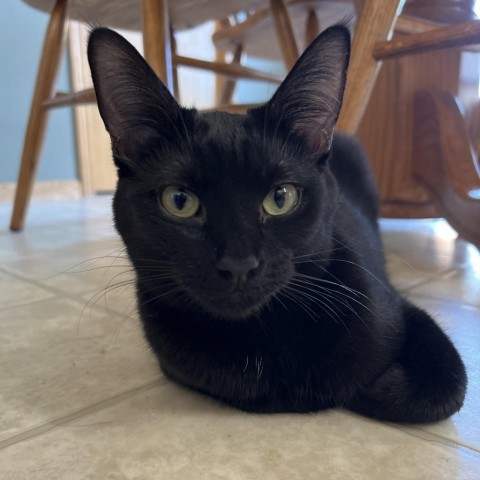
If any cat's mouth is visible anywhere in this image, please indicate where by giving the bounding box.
[204,297,268,320]
[191,285,276,320]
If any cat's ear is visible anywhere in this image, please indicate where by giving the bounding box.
[256,25,350,157]
[87,28,184,163]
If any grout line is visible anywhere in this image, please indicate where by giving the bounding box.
[340,409,480,455]
[389,424,480,455]
[0,265,130,315]
[397,266,459,294]
[0,266,74,294]
[0,295,64,313]
[407,292,480,312]
[0,378,168,451]
[0,267,57,310]
[0,263,140,323]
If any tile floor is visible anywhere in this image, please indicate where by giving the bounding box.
[0,197,479,479]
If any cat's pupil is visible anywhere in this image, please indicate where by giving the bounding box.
[173,192,187,210]
[274,188,286,209]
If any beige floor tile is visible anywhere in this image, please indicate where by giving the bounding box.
[380,219,474,292]
[380,218,471,271]
[410,265,480,308]
[0,224,113,261]
[83,281,138,317]
[0,197,112,230]
[0,203,115,262]
[359,441,480,480]
[1,240,133,296]
[404,297,480,451]
[1,199,479,479]
[385,252,440,291]
[0,382,436,480]
[0,270,54,308]
[0,297,159,442]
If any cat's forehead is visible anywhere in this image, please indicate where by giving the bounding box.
[147,110,314,194]
[196,110,241,137]
[191,110,291,171]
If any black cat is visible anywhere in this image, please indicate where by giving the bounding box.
[88,25,467,423]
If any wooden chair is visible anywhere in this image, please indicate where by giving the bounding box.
[13,0,480,248]
[341,0,480,249]
[11,0,284,231]
[213,0,354,73]
[213,0,480,248]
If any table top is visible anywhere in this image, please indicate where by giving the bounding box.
[23,0,266,31]
[214,1,355,60]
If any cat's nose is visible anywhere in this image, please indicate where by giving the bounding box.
[216,255,260,284]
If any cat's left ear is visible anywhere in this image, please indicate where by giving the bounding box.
[254,25,350,157]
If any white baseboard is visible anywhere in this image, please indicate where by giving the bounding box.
[0,180,82,203]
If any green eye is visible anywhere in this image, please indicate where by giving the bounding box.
[160,186,200,218]
[263,184,299,216]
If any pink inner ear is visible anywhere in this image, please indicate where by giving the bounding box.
[292,116,335,155]
[304,128,332,155]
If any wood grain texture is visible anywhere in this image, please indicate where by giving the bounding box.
[174,54,283,83]
[219,44,243,106]
[43,87,96,108]
[214,20,230,107]
[212,8,270,45]
[374,20,480,60]
[404,0,476,23]
[269,0,299,69]
[142,0,174,91]
[357,34,462,210]
[412,90,480,247]
[395,14,441,34]
[213,1,354,60]
[170,28,179,99]
[393,15,480,52]
[23,0,267,31]
[336,0,405,135]
[380,202,439,218]
[68,20,117,195]
[10,0,68,231]
[305,8,320,48]
[415,91,480,197]
[352,0,365,13]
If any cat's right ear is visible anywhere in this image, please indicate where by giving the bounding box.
[87,28,185,167]
[251,25,350,159]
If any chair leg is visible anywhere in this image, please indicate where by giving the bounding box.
[142,0,174,92]
[219,44,243,106]
[269,0,299,70]
[10,0,68,231]
[214,19,230,106]
[352,0,366,14]
[305,8,320,48]
[412,90,480,249]
[170,27,179,99]
[337,0,404,135]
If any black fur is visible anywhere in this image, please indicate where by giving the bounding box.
[88,26,467,423]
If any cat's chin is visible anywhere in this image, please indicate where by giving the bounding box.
[193,292,272,321]
[202,303,265,321]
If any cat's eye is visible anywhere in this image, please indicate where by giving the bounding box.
[160,186,200,218]
[263,184,299,216]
